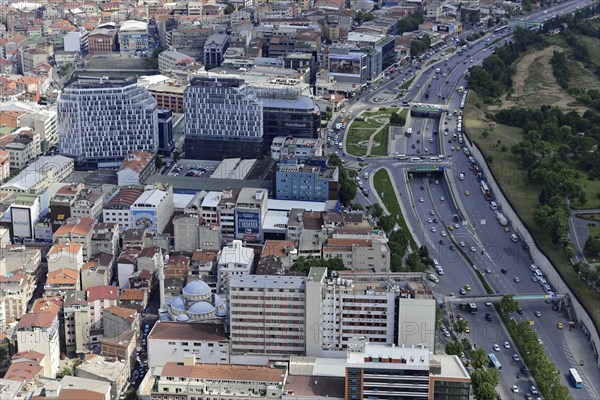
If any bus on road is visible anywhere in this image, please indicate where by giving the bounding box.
[569,368,583,388]
[468,303,478,314]
[488,354,502,371]
[494,25,509,34]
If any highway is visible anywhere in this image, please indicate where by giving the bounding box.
[326,1,600,398]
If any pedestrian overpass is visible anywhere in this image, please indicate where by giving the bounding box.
[445,293,565,303]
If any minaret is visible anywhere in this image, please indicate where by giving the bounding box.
[158,261,166,310]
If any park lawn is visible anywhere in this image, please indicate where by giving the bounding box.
[574,173,600,210]
[398,108,408,120]
[465,92,600,328]
[589,225,600,239]
[373,169,418,251]
[370,128,388,157]
[351,119,379,129]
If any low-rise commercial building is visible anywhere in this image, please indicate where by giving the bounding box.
[75,354,128,399]
[117,151,157,186]
[130,184,174,233]
[0,155,74,194]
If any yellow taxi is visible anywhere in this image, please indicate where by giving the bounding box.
[557,322,564,329]
[464,284,471,291]
[528,321,535,326]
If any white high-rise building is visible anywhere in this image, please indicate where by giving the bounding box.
[58,77,158,168]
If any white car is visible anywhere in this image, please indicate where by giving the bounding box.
[531,386,538,395]
[460,241,466,247]
[504,341,511,349]
[431,227,437,232]
[535,311,541,317]
[512,385,519,393]
[513,354,520,362]
[493,344,500,352]
[441,231,447,237]
[514,276,520,283]
[419,197,424,202]
[427,217,433,223]
[440,196,445,201]
[470,246,476,252]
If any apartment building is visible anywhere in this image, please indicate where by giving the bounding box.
[235,188,268,242]
[118,20,149,55]
[322,237,390,273]
[88,27,117,53]
[20,48,49,73]
[80,254,113,290]
[218,189,240,243]
[103,306,139,340]
[53,217,96,261]
[10,193,41,239]
[71,188,104,220]
[64,29,89,53]
[130,184,174,233]
[18,108,58,152]
[75,354,129,399]
[0,272,35,331]
[102,187,144,232]
[184,75,264,160]
[62,291,90,356]
[275,158,339,202]
[168,26,213,59]
[0,149,9,181]
[1,130,41,169]
[151,357,286,399]
[47,242,84,272]
[345,341,471,400]
[148,80,186,113]
[158,50,197,74]
[15,301,61,378]
[117,151,157,186]
[147,322,229,369]
[270,136,322,161]
[86,285,118,331]
[44,268,80,295]
[58,77,158,168]
[217,240,254,294]
[229,274,306,357]
[173,214,221,253]
[204,33,230,69]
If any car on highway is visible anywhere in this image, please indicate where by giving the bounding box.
[464,284,471,291]
[535,311,541,317]
[464,190,470,195]
[454,223,460,229]
[427,217,433,223]
[485,268,491,273]
[504,341,511,349]
[485,302,492,306]
[459,288,466,295]
[440,196,445,201]
[441,231,447,237]
[431,227,437,232]
[528,320,535,325]
[485,313,492,321]
[469,246,476,252]
[557,322,564,329]
[450,245,456,251]
[460,241,466,247]
[514,276,520,283]
[430,210,435,215]
[530,386,538,395]
[493,344,500,351]
[419,197,424,202]
[512,385,519,393]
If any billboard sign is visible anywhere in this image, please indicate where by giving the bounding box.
[236,212,261,241]
[12,207,32,238]
[131,209,157,231]
[329,54,362,76]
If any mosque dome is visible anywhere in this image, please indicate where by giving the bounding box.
[182,280,211,298]
[188,301,216,316]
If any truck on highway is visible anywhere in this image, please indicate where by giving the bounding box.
[496,212,508,226]
[335,122,342,130]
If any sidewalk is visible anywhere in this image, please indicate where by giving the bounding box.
[563,325,600,399]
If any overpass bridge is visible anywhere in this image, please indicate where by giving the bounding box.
[444,293,565,303]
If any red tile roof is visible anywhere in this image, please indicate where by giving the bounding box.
[161,362,286,383]
[119,288,146,301]
[54,217,95,237]
[86,285,118,302]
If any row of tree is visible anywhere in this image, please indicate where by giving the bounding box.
[467,28,546,102]
[396,12,424,34]
[410,35,432,58]
[550,50,569,89]
[329,154,357,206]
[365,203,413,272]
[497,296,572,400]
[290,256,347,274]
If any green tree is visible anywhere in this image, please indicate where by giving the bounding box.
[224,3,235,14]
[471,347,488,369]
[396,12,424,34]
[474,382,496,400]
[154,155,163,170]
[445,341,464,356]
[461,338,472,352]
[378,214,396,234]
[498,295,520,316]
[584,235,600,257]
[352,203,364,211]
[453,319,468,333]
[291,257,347,274]
[369,203,384,219]
[0,347,6,364]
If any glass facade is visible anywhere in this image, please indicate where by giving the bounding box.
[433,380,470,400]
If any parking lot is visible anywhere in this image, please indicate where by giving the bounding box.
[164,159,221,178]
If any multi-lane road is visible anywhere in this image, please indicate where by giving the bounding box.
[327,1,600,398]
